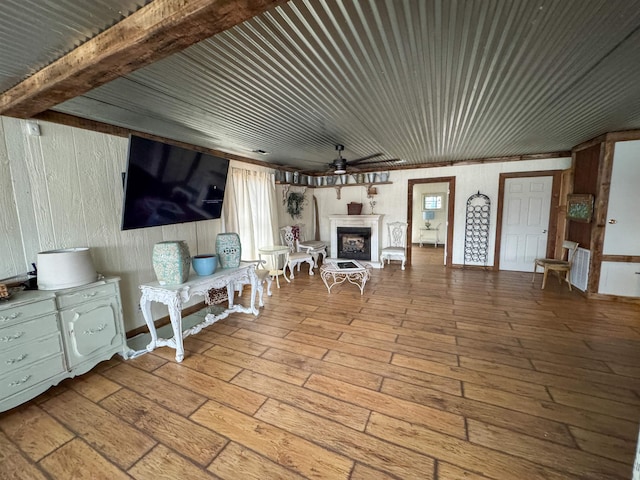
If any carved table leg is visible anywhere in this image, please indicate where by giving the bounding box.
[140,293,157,352]
[166,299,185,363]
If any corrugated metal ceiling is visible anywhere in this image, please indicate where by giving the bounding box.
[3,0,640,172]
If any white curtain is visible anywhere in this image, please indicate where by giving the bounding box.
[223,168,279,260]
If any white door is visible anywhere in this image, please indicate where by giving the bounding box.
[598,140,640,297]
[500,176,553,271]
[603,140,640,256]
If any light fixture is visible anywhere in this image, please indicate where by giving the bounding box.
[423,210,435,228]
[334,167,346,174]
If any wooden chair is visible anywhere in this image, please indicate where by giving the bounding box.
[280,226,315,278]
[532,241,579,291]
[380,222,408,270]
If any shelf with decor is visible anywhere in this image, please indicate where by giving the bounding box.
[276,181,392,189]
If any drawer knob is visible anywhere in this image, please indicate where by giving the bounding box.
[83,292,98,298]
[0,312,21,323]
[0,331,25,342]
[9,375,31,387]
[6,354,27,365]
[83,323,107,335]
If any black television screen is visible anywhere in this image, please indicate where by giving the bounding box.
[121,135,230,230]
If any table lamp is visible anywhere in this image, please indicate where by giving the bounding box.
[423,210,435,228]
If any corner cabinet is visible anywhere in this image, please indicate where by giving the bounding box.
[0,277,129,412]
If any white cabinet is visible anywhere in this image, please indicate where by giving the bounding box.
[58,281,124,373]
[0,277,128,412]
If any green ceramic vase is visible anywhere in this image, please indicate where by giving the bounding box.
[152,240,191,285]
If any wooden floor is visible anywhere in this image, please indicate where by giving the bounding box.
[2,249,640,479]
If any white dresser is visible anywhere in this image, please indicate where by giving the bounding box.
[0,277,129,412]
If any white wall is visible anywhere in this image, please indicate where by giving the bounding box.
[0,117,259,332]
[309,157,571,266]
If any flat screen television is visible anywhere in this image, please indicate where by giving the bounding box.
[121,135,230,230]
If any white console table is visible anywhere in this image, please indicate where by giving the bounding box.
[139,264,257,362]
[419,227,440,247]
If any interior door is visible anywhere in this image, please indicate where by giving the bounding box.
[500,176,553,271]
[603,140,640,255]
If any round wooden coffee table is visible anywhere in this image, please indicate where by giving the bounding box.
[320,260,371,295]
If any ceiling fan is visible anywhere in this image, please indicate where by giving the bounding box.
[328,144,403,174]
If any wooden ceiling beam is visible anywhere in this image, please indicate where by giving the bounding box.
[0,0,288,118]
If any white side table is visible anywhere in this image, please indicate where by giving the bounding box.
[258,245,290,288]
[419,227,440,247]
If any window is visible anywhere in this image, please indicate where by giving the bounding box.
[422,193,444,210]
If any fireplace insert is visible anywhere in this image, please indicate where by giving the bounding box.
[337,227,371,260]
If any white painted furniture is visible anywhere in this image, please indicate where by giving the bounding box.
[320,260,371,295]
[258,245,290,288]
[380,222,408,270]
[0,277,128,413]
[279,227,315,279]
[295,224,327,268]
[235,260,273,307]
[419,225,441,247]
[139,265,257,362]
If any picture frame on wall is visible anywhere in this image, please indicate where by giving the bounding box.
[566,193,594,223]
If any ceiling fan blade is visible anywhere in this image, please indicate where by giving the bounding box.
[345,152,383,165]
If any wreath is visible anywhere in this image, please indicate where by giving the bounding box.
[285,191,306,219]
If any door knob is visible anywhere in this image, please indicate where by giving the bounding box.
[542,229,547,233]
[608,219,617,224]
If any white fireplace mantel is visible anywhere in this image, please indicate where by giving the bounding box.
[329,214,384,267]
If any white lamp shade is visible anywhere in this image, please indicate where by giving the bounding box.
[37,247,98,290]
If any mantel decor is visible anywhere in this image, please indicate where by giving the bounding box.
[566,193,594,223]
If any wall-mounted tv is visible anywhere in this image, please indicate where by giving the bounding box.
[121,135,230,230]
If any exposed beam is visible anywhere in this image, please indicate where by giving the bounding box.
[33,111,276,169]
[0,0,288,118]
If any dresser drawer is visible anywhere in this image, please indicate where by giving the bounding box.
[0,334,63,374]
[56,282,118,309]
[0,298,56,326]
[0,354,66,399]
[0,314,59,348]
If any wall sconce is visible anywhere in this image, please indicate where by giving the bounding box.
[423,210,435,228]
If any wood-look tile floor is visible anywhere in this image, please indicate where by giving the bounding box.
[2,249,639,479]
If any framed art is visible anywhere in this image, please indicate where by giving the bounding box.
[566,193,594,223]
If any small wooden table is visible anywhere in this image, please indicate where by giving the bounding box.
[320,259,371,295]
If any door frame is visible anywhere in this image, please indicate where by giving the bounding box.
[494,170,563,271]
[407,177,456,267]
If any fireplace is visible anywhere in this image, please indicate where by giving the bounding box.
[329,214,383,267]
[337,227,371,260]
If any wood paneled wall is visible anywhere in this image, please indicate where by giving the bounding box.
[569,143,601,249]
